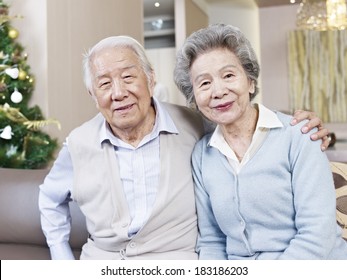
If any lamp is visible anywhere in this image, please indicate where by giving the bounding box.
[327,0,347,29]
[296,0,347,30]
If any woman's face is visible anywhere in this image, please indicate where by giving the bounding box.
[190,48,255,127]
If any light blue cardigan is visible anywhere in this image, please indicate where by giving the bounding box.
[192,111,347,260]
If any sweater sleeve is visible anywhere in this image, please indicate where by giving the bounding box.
[278,124,337,259]
[192,140,228,260]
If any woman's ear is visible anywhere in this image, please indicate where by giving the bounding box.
[249,80,255,94]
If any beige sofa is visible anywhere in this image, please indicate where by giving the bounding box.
[0,168,87,260]
[0,162,346,260]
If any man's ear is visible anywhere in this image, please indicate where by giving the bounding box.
[149,71,156,97]
[89,90,99,108]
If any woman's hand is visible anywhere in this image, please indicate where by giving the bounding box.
[290,109,330,151]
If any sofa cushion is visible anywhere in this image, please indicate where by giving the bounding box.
[330,162,347,241]
[0,168,49,246]
[0,167,88,259]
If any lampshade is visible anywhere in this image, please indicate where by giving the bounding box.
[327,0,347,29]
[296,0,347,30]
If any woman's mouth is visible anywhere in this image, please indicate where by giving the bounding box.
[214,102,233,111]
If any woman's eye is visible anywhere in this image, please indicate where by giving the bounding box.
[200,81,210,87]
[224,73,233,79]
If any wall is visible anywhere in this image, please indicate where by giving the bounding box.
[175,0,209,49]
[185,0,209,38]
[259,4,298,112]
[8,0,143,144]
[146,47,182,104]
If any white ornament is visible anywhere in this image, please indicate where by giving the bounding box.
[0,125,13,140]
[10,88,23,103]
[5,68,19,79]
[6,145,18,157]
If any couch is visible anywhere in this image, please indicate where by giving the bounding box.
[0,168,88,260]
[0,162,346,260]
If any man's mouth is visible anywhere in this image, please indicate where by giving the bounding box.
[115,104,134,112]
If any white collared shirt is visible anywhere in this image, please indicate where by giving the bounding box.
[209,104,284,174]
[100,98,178,236]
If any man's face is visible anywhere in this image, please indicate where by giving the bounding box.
[90,47,154,137]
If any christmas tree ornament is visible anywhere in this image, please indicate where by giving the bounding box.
[8,28,19,39]
[10,88,23,103]
[18,69,27,80]
[0,103,61,130]
[5,145,18,157]
[0,125,13,140]
[5,67,19,79]
[0,2,9,15]
[0,6,9,16]
[0,81,6,92]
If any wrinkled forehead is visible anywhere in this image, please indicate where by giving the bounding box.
[90,47,141,73]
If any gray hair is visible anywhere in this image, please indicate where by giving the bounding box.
[174,24,260,107]
[83,36,154,94]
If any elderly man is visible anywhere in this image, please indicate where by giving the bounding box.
[39,35,329,260]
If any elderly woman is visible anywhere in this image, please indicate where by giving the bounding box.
[174,24,347,260]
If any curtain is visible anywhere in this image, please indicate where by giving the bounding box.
[287,29,347,122]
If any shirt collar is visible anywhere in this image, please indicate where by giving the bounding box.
[255,103,284,129]
[209,103,283,147]
[99,97,178,146]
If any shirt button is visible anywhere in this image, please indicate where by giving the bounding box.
[130,242,136,248]
[122,223,128,228]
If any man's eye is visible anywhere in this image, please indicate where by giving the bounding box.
[99,81,110,88]
[123,74,133,79]
[123,75,135,83]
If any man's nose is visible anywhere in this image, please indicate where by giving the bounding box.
[111,80,127,100]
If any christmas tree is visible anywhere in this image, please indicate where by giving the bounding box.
[0,0,59,169]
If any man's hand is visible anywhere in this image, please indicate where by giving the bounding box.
[290,109,330,151]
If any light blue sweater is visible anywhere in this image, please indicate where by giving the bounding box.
[192,112,347,260]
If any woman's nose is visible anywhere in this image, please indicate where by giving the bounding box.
[212,79,227,98]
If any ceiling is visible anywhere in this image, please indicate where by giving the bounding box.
[255,0,299,7]
[143,0,175,17]
[143,0,299,18]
